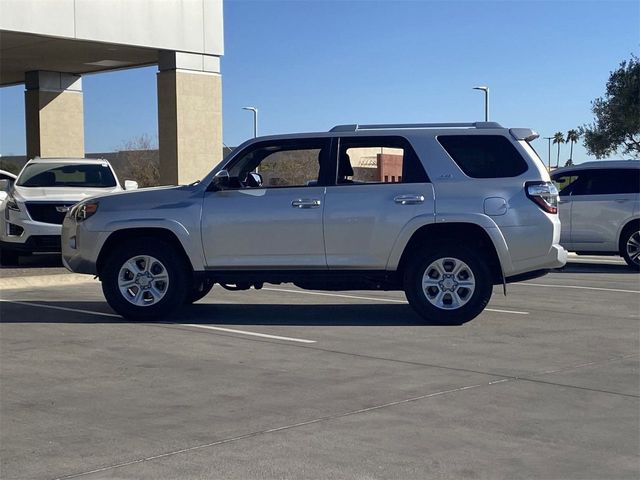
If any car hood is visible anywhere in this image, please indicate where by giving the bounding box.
[12,185,121,202]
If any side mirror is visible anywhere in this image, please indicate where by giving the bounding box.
[247,172,263,187]
[211,170,230,191]
[0,179,11,193]
[124,180,139,190]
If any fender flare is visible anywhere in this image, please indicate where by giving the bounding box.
[385,213,514,275]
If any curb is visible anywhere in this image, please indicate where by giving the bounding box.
[0,273,97,290]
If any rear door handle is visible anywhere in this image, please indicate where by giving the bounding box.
[615,199,630,203]
[291,198,321,209]
[394,194,425,205]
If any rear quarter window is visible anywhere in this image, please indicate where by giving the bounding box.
[437,135,528,178]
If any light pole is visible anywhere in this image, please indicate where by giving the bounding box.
[242,106,258,138]
[543,136,553,171]
[472,86,489,122]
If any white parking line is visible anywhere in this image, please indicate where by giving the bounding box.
[0,299,316,344]
[262,288,530,315]
[521,283,640,294]
[179,324,316,344]
[0,299,121,318]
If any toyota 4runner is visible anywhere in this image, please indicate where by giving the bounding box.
[62,122,567,324]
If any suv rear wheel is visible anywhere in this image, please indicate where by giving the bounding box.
[620,224,640,271]
[101,238,191,320]
[404,245,492,325]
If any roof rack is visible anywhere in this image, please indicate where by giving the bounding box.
[329,122,503,132]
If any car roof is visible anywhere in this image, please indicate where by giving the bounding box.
[552,160,640,175]
[25,157,111,165]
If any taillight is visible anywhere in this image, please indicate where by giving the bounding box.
[526,181,558,214]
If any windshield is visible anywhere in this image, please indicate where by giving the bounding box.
[17,163,117,188]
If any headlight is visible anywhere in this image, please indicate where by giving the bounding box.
[73,201,99,222]
[5,195,19,212]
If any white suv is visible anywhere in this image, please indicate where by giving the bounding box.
[552,160,640,270]
[0,157,136,266]
[62,122,566,324]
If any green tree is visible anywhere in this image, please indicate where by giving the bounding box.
[581,55,640,158]
[566,129,580,164]
[553,131,565,168]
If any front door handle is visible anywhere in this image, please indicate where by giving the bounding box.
[394,194,425,205]
[291,198,321,209]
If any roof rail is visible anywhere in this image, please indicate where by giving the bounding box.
[329,122,503,132]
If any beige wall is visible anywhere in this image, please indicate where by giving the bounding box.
[158,70,222,185]
[25,89,84,159]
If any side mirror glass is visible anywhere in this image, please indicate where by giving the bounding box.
[0,179,11,193]
[124,180,139,190]
[247,172,263,187]
[211,170,230,191]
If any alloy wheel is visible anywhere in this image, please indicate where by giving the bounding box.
[626,231,640,266]
[421,257,476,310]
[118,255,170,306]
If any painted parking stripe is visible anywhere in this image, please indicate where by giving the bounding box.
[262,288,529,315]
[521,283,639,294]
[0,300,316,344]
[0,299,121,318]
[179,324,316,343]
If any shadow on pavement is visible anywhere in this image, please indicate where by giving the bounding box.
[0,301,462,326]
[0,253,62,269]
[556,261,636,275]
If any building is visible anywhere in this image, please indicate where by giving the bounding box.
[0,0,223,185]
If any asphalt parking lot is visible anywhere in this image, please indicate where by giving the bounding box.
[1,255,638,480]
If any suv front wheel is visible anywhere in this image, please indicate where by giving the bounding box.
[101,238,191,320]
[404,246,493,325]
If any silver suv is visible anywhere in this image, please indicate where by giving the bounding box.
[551,161,640,270]
[62,122,566,323]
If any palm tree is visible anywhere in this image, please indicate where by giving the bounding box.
[553,132,565,169]
[566,129,580,165]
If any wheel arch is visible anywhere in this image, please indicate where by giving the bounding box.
[392,221,506,285]
[96,227,196,278]
[618,217,640,253]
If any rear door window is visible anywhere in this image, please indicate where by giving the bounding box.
[437,135,528,178]
[335,136,429,185]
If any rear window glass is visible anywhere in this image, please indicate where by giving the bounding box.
[17,163,117,188]
[437,135,528,178]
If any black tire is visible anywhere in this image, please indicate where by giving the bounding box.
[101,238,191,320]
[0,248,20,267]
[620,223,640,271]
[185,278,215,304]
[404,245,493,325]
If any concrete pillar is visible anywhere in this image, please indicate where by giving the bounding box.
[24,71,84,159]
[157,51,222,185]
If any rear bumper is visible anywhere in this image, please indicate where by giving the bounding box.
[508,244,567,279]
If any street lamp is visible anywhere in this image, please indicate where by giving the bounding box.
[543,136,553,171]
[242,106,258,138]
[472,86,489,122]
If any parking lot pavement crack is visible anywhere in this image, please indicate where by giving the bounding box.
[52,380,496,480]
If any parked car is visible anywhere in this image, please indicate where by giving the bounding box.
[62,122,566,323]
[0,157,137,266]
[551,160,640,270]
[0,169,17,205]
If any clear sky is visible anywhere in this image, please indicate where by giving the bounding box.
[0,0,638,166]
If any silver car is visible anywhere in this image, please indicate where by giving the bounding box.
[552,161,640,270]
[62,122,566,323]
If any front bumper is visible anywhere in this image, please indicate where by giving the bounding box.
[61,217,108,275]
[0,208,63,253]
